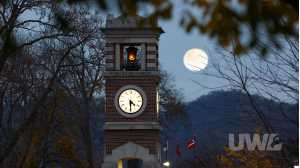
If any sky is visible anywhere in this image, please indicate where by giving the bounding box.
[159,23,217,102]
[158,2,222,102]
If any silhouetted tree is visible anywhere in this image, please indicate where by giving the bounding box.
[0,5,104,168]
[194,37,298,167]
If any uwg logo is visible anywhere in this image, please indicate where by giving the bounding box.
[228,133,282,151]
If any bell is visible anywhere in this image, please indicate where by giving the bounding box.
[126,47,137,63]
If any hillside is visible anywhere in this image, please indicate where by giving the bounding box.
[164,90,298,161]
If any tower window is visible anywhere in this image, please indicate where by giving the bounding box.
[122,45,141,71]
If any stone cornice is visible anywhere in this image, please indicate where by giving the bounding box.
[101,27,164,35]
[103,122,161,130]
[104,71,160,79]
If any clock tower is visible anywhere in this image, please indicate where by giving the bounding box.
[101,15,164,168]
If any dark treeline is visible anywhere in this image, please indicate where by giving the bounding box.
[165,90,298,168]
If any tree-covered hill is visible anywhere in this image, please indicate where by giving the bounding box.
[164,90,298,163]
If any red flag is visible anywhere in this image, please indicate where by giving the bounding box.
[176,144,181,157]
[186,136,197,150]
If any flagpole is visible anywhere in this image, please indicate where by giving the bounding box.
[193,135,196,160]
[166,140,168,162]
[193,145,196,160]
[163,139,171,167]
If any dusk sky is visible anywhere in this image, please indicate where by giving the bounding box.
[158,1,222,102]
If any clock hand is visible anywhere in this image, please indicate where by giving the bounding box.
[129,100,135,106]
[129,100,132,112]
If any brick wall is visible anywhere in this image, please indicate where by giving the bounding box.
[104,130,160,155]
[105,43,115,70]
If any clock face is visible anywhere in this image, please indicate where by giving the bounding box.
[118,89,143,113]
[115,85,147,117]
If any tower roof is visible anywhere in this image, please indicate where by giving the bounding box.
[104,14,164,34]
[106,15,147,28]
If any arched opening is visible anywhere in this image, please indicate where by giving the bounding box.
[102,142,158,168]
[117,158,143,168]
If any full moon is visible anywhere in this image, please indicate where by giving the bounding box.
[183,48,208,72]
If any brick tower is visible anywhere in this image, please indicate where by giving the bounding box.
[101,15,164,168]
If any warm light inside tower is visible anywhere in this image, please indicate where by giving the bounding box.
[126,46,137,63]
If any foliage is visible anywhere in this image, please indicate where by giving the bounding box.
[217,148,274,168]
[60,0,298,56]
[180,0,298,55]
